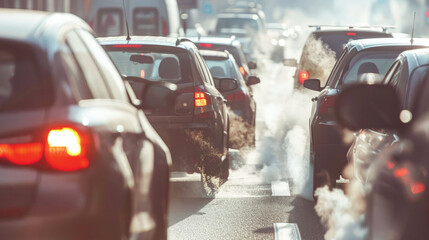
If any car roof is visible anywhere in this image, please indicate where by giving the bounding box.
[346,38,429,52]
[199,50,230,60]
[216,13,260,19]
[0,9,91,44]
[400,48,429,67]
[98,36,180,46]
[188,37,241,46]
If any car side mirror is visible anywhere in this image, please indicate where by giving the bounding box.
[122,75,177,109]
[216,78,238,92]
[335,84,403,132]
[303,79,322,91]
[283,58,298,67]
[246,76,261,86]
[248,61,257,70]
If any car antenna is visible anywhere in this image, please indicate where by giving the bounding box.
[122,0,131,41]
[411,11,416,45]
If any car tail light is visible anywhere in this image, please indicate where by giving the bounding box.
[0,143,43,165]
[195,92,208,107]
[46,127,89,171]
[319,95,336,115]
[114,44,142,48]
[226,91,246,102]
[162,20,169,36]
[298,70,309,84]
[347,32,357,36]
[0,126,91,171]
[199,43,212,48]
[239,66,246,76]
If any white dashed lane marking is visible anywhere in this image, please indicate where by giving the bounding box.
[274,223,302,240]
[271,181,291,196]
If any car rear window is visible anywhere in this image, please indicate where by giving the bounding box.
[314,31,392,58]
[197,44,243,66]
[133,8,159,36]
[341,50,400,85]
[0,46,47,112]
[96,8,124,37]
[203,58,238,79]
[215,18,260,36]
[106,48,193,84]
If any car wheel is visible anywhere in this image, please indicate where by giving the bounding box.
[151,150,169,240]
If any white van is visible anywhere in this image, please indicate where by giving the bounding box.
[87,0,182,37]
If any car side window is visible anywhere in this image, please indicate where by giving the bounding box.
[59,43,93,100]
[66,31,111,99]
[383,61,400,85]
[76,29,128,102]
[387,62,402,89]
[196,52,215,86]
[327,47,348,88]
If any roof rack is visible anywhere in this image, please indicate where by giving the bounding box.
[308,25,396,33]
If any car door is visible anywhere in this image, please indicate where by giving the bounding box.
[66,29,155,236]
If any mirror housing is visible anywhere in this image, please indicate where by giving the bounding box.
[283,58,298,67]
[130,54,154,64]
[248,61,257,70]
[122,75,177,109]
[246,76,261,86]
[304,79,322,91]
[335,84,402,132]
[215,78,238,92]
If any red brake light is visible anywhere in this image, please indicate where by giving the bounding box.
[319,95,336,115]
[162,20,169,36]
[199,43,213,48]
[195,92,208,107]
[411,182,426,195]
[0,143,43,165]
[298,70,309,84]
[113,44,142,48]
[239,66,246,76]
[347,32,357,36]
[226,91,246,101]
[45,127,89,171]
[394,168,409,178]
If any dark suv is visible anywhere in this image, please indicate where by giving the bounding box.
[99,36,230,180]
[284,26,393,88]
[304,38,429,194]
[0,10,171,240]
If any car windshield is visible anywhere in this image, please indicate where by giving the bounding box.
[341,50,400,85]
[0,47,45,112]
[106,49,192,84]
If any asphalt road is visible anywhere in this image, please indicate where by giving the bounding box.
[168,41,326,240]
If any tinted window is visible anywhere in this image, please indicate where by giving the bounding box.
[97,8,123,37]
[215,18,260,36]
[0,46,48,112]
[341,51,400,85]
[133,8,159,36]
[204,58,239,79]
[106,47,193,84]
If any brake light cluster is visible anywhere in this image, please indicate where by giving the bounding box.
[199,43,213,48]
[298,70,309,84]
[195,92,208,107]
[0,127,90,171]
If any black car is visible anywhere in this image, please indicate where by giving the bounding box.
[303,38,429,195]
[347,47,429,184]
[200,50,260,148]
[284,26,393,88]
[335,48,429,239]
[189,36,257,82]
[98,36,230,180]
[0,10,171,240]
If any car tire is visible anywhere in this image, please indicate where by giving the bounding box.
[151,149,169,240]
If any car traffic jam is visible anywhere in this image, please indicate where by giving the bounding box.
[2,0,429,240]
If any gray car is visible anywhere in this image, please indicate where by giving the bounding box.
[0,9,171,240]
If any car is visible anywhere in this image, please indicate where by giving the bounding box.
[189,36,257,82]
[303,38,429,195]
[346,46,429,185]
[98,36,231,182]
[213,12,267,61]
[284,26,394,88]
[87,0,183,37]
[335,49,429,239]
[200,50,260,148]
[0,9,172,240]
